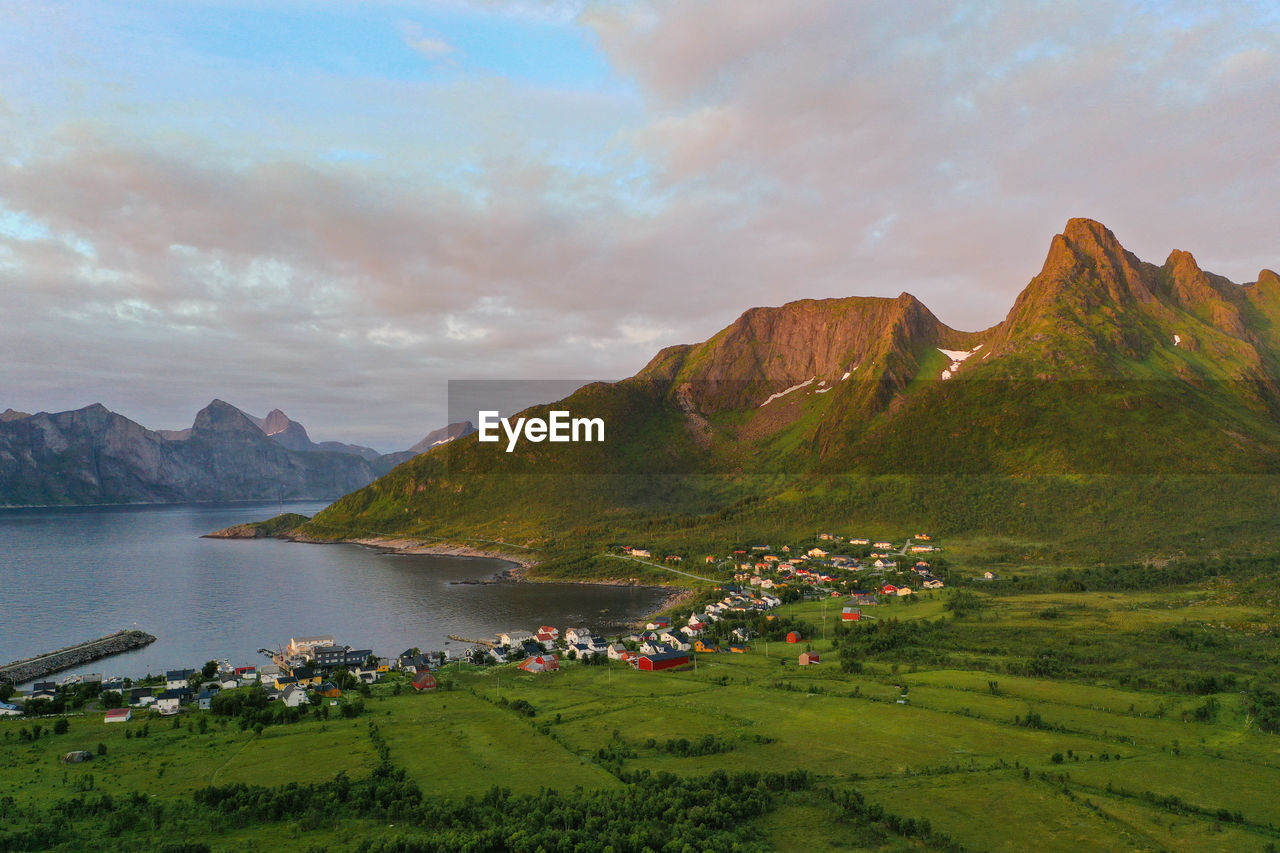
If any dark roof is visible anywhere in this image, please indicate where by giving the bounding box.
[640,651,689,662]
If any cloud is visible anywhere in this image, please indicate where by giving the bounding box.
[0,0,1278,447]
[398,21,457,61]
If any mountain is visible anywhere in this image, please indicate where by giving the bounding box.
[302,219,1280,557]
[409,421,477,454]
[248,408,382,462]
[379,422,478,468]
[0,400,383,506]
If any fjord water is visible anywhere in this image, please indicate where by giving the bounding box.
[0,502,668,681]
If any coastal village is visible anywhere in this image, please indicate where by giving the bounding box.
[0,532,950,720]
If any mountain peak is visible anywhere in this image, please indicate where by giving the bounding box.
[192,399,262,436]
[1031,218,1153,308]
[261,408,295,436]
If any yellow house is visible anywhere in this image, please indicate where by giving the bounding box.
[694,639,719,653]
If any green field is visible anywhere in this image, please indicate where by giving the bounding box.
[4,575,1280,852]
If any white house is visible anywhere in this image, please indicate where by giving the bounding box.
[563,628,592,646]
[499,631,534,648]
[281,685,309,707]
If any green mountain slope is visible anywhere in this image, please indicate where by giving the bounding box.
[303,219,1280,558]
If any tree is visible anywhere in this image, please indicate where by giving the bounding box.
[0,683,14,702]
[53,718,69,734]
[202,660,219,679]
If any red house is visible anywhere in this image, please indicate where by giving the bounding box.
[841,607,861,622]
[785,631,802,643]
[520,655,560,673]
[637,651,689,671]
[881,584,898,595]
[412,671,437,691]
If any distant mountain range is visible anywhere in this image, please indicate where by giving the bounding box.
[301,219,1280,555]
[0,400,474,506]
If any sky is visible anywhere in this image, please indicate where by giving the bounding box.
[1,0,1278,451]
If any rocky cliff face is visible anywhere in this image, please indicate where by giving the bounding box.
[0,400,382,505]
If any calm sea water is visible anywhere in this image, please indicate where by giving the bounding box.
[0,502,669,682]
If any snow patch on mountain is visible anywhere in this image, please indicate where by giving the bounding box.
[760,377,816,407]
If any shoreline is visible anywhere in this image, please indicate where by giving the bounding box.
[207,524,698,625]
[306,535,694,623]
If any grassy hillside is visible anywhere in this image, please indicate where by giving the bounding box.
[293,220,1280,569]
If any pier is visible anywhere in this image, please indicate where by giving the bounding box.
[447,634,496,648]
[0,630,156,684]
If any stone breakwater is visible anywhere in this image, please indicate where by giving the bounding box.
[0,630,156,684]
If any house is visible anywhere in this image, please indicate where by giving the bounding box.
[281,684,309,707]
[411,671,438,691]
[197,689,219,710]
[353,663,381,683]
[563,627,592,646]
[850,592,878,606]
[317,681,343,698]
[798,652,821,666]
[640,640,674,655]
[728,644,750,653]
[874,541,893,549]
[646,617,671,630]
[705,555,716,563]
[850,538,870,545]
[565,643,592,660]
[499,631,534,648]
[694,639,719,653]
[103,707,132,723]
[664,555,682,563]
[807,548,829,558]
[519,655,560,673]
[155,689,190,714]
[0,702,22,717]
[234,665,258,679]
[291,666,322,686]
[29,682,59,701]
[521,640,545,659]
[841,607,861,622]
[287,635,335,657]
[128,687,154,706]
[895,586,914,596]
[637,651,690,671]
[785,631,802,643]
[881,584,898,595]
[982,571,997,580]
[916,533,932,541]
[630,549,651,558]
[923,579,945,589]
[164,669,195,691]
[607,644,630,660]
[313,645,349,667]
